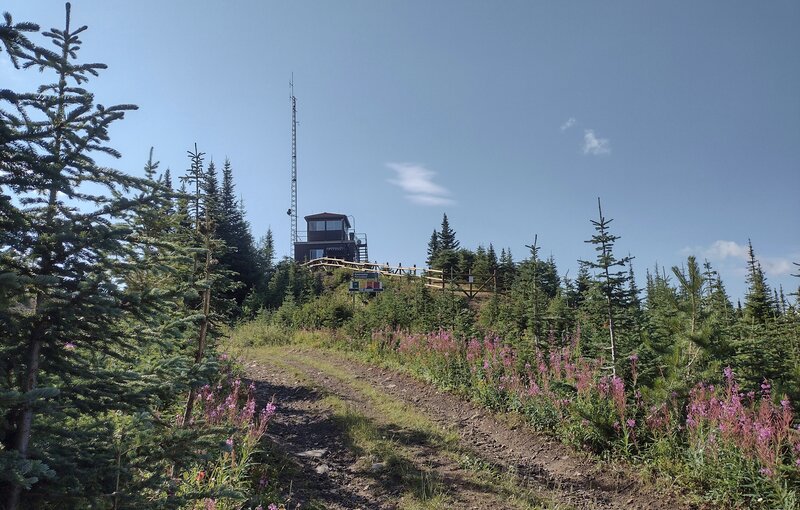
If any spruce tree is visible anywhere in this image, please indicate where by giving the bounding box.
[0,4,187,506]
[178,145,230,426]
[216,159,259,311]
[487,243,498,276]
[438,213,459,251]
[743,239,773,324]
[580,198,633,375]
[498,248,516,291]
[426,229,439,267]
[672,256,704,335]
[472,245,491,281]
[521,235,543,344]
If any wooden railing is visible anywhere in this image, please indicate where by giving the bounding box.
[301,257,496,299]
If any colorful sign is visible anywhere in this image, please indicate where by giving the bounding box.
[350,272,383,292]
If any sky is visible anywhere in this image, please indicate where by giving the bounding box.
[3,1,799,302]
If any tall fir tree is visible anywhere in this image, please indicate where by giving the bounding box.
[438,213,459,251]
[216,159,259,312]
[743,239,773,324]
[579,199,633,375]
[426,229,439,267]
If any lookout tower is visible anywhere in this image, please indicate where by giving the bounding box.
[293,212,368,263]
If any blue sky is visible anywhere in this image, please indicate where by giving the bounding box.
[3,1,799,301]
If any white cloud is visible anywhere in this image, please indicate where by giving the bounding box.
[560,117,576,131]
[386,162,454,206]
[683,240,795,278]
[407,194,455,206]
[702,240,750,260]
[761,258,794,277]
[583,129,611,155]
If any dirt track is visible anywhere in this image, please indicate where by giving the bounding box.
[244,346,692,510]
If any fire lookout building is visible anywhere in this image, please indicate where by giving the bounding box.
[293,212,368,263]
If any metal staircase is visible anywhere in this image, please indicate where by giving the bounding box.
[356,233,368,263]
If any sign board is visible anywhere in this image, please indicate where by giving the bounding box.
[349,272,383,292]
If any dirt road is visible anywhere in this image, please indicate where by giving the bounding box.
[243,346,690,510]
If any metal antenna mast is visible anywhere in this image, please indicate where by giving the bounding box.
[288,74,298,248]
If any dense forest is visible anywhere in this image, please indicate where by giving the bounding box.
[2,4,799,510]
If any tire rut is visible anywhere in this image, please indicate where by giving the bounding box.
[273,347,692,510]
[246,359,399,509]
[269,351,544,510]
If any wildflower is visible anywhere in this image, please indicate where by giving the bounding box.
[64,342,76,350]
[225,437,234,449]
[759,467,773,477]
[220,353,230,361]
[196,470,206,482]
[628,353,638,362]
[723,366,733,382]
[263,402,276,419]
[610,376,626,419]
[626,419,636,429]
[268,504,279,510]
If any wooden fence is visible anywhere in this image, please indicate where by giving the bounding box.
[301,257,497,300]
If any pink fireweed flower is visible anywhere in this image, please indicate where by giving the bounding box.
[626,419,636,429]
[723,366,734,383]
[610,376,626,420]
[262,402,276,419]
[760,380,771,397]
[64,342,76,350]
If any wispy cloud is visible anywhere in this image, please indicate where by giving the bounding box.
[583,129,611,155]
[560,117,576,131]
[700,240,750,260]
[682,240,795,278]
[386,162,454,206]
[406,194,455,206]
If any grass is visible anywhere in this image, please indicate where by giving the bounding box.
[321,395,449,508]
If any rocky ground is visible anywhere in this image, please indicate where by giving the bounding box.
[243,345,693,510]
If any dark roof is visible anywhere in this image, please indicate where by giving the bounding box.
[304,212,351,228]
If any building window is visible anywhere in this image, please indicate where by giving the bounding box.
[308,220,326,231]
[310,248,324,259]
[308,219,343,231]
